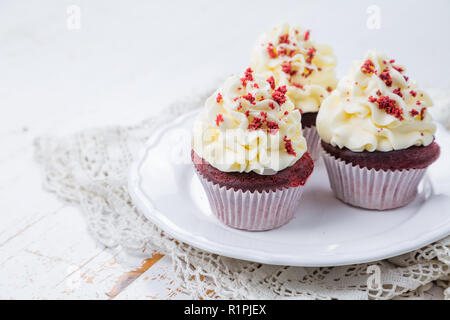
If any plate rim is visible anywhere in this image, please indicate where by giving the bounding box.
[128,109,450,267]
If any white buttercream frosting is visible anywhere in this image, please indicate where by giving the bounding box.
[250,23,337,113]
[192,68,307,174]
[317,50,436,152]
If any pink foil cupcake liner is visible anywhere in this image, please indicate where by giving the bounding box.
[303,126,321,160]
[321,150,427,210]
[195,170,304,231]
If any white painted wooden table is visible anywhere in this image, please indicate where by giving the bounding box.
[1,1,449,299]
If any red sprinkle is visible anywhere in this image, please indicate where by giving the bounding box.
[245,110,250,117]
[242,93,256,104]
[277,47,287,56]
[326,86,333,92]
[410,90,417,97]
[404,75,409,82]
[393,88,403,97]
[248,117,263,130]
[266,121,279,134]
[267,43,277,59]
[260,111,268,119]
[379,69,393,87]
[266,76,275,89]
[282,61,297,76]
[420,107,426,120]
[279,34,290,44]
[393,66,404,73]
[240,67,254,86]
[216,93,223,103]
[272,86,287,105]
[369,95,404,120]
[410,109,419,117]
[215,114,224,126]
[361,60,375,75]
[283,136,296,156]
[304,30,310,41]
[268,102,275,109]
[302,67,313,78]
[368,96,377,103]
[305,47,316,64]
[292,83,304,89]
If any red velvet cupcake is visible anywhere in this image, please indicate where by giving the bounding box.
[317,51,440,210]
[192,68,314,230]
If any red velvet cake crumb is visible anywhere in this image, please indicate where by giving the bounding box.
[369,95,404,120]
[281,61,297,76]
[305,47,316,64]
[361,60,375,74]
[278,34,290,44]
[266,43,277,58]
[302,67,313,78]
[393,88,403,97]
[272,86,287,105]
[410,109,419,117]
[379,69,393,87]
[242,93,256,104]
[283,136,296,156]
[266,76,275,89]
[240,67,254,86]
[215,114,224,126]
[304,30,310,41]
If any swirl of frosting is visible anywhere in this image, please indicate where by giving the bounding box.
[250,23,337,113]
[192,68,307,174]
[317,50,436,152]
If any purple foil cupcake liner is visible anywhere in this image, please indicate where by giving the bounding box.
[321,150,427,210]
[303,126,321,160]
[195,170,304,231]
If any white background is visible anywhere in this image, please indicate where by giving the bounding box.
[1,0,450,135]
[0,0,449,299]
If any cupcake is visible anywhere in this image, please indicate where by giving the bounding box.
[317,51,440,210]
[192,67,314,230]
[250,23,337,159]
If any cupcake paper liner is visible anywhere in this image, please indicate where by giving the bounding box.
[303,125,321,160]
[195,170,305,231]
[321,149,427,210]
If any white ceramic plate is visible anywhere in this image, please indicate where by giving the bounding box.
[128,110,450,266]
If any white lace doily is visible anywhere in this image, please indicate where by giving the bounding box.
[34,89,450,300]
